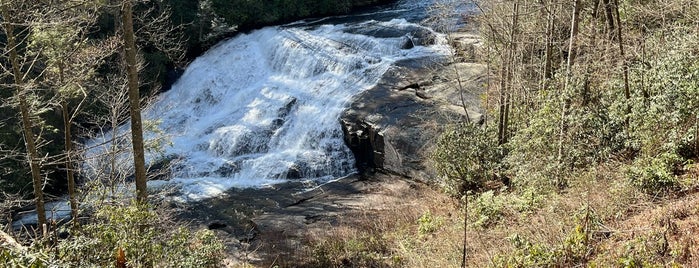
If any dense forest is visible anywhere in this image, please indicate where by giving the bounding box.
[2,0,699,266]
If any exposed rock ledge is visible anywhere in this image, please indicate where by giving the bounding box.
[341,32,486,180]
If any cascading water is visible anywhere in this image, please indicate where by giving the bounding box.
[85,3,451,201]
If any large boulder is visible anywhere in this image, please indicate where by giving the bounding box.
[341,54,486,180]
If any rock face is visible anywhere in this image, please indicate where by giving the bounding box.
[341,35,485,180]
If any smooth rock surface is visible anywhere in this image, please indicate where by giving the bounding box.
[340,43,486,180]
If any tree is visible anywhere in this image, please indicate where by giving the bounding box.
[120,0,148,204]
[557,0,582,184]
[28,0,110,225]
[1,0,47,231]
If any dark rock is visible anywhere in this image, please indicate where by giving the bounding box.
[401,36,415,49]
[208,222,228,230]
[285,165,302,180]
[340,55,485,180]
[215,162,240,177]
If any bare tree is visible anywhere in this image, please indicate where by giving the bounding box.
[1,0,47,231]
[612,0,631,129]
[556,0,582,185]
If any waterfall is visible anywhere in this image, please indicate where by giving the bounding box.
[86,18,449,201]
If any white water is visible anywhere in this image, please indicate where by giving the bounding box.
[86,18,449,201]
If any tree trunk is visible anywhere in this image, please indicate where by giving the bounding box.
[695,115,698,158]
[0,230,25,252]
[498,66,507,145]
[121,0,148,204]
[461,196,468,268]
[62,99,79,226]
[602,0,616,38]
[504,0,520,145]
[613,0,631,129]
[498,0,520,145]
[557,0,581,184]
[542,0,555,82]
[1,2,47,230]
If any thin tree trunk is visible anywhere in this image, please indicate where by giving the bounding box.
[695,115,698,158]
[557,0,581,184]
[121,0,148,204]
[498,0,520,145]
[2,2,47,230]
[613,0,631,129]
[498,64,507,145]
[461,196,468,268]
[504,0,520,145]
[542,0,554,83]
[602,0,615,38]
[56,61,79,228]
[62,99,78,226]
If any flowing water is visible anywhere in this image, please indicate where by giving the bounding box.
[85,0,454,201]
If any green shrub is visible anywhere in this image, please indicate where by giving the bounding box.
[58,202,225,267]
[493,208,600,267]
[310,234,392,267]
[617,231,669,268]
[469,190,505,228]
[417,210,443,235]
[626,28,699,160]
[493,234,559,267]
[627,153,683,196]
[432,123,502,197]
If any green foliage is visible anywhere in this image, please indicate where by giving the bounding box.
[627,152,684,195]
[310,233,394,267]
[1,202,224,267]
[616,231,670,268]
[493,208,599,267]
[493,234,559,267]
[469,190,504,228]
[0,248,54,268]
[506,79,625,191]
[432,123,501,197]
[417,210,443,235]
[512,188,545,213]
[626,28,699,160]
[57,202,225,267]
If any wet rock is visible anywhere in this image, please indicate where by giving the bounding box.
[285,165,302,180]
[401,35,415,49]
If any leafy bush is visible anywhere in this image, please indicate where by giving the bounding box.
[469,190,505,228]
[625,28,699,160]
[432,123,502,197]
[493,234,559,267]
[506,79,625,192]
[627,153,684,196]
[417,210,443,235]
[617,231,671,268]
[57,202,225,267]
[493,207,600,267]
[310,234,393,267]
